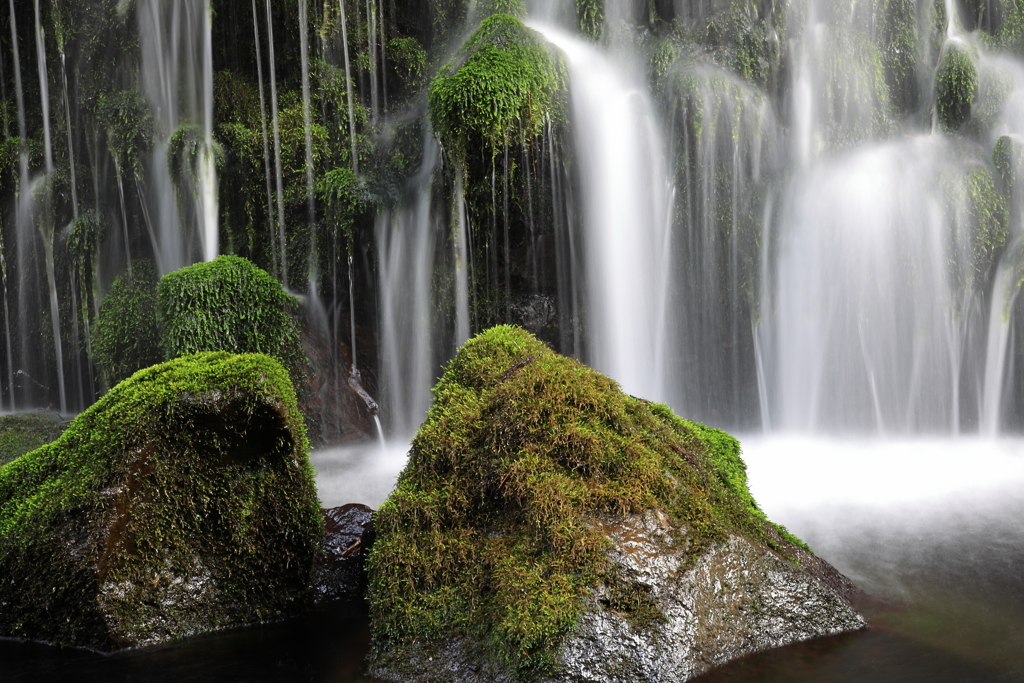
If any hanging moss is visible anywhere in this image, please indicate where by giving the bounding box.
[474,0,527,20]
[156,255,306,384]
[0,414,67,466]
[368,326,808,682]
[965,165,1008,280]
[0,352,321,650]
[577,0,604,41]
[994,135,1017,189]
[875,0,919,113]
[428,14,568,159]
[93,259,162,387]
[93,88,154,178]
[699,0,785,90]
[936,43,978,132]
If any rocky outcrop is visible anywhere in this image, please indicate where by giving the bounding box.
[0,352,322,651]
[366,326,865,683]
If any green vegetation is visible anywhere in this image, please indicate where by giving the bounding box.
[368,325,809,682]
[994,135,1017,189]
[577,0,604,41]
[475,0,527,20]
[428,14,568,158]
[0,414,67,466]
[0,352,321,650]
[93,89,154,178]
[156,255,306,384]
[94,259,162,386]
[936,44,978,131]
[964,166,1008,281]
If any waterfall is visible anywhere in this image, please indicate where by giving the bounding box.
[298,0,318,284]
[251,0,277,279]
[337,0,359,173]
[540,27,674,403]
[138,0,219,272]
[376,138,441,437]
[265,0,288,283]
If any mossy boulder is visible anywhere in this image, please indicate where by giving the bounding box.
[156,255,306,384]
[0,413,67,466]
[0,352,322,651]
[428,14,568,158]
[367,326,863,683]
[936,43,978,131]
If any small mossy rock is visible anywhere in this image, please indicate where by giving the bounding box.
[428,14,568,158]
[367,326,863,683]
[0,352,322,651]
[936,43,978,131]
[156,255,306,384]
[0,413,67,466]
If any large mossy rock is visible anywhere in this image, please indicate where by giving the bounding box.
[367,326,863,683]
[0,352,322,651]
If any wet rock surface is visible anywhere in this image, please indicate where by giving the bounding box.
[376,513,864,683]
[313,504,376,603]
[0,353,322,652]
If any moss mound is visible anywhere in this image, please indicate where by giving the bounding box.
[0,413,67,466]
[428,14,567,157]
[936,43,978,131]
[94,259,162,386]
[157,255,305,383]
[368,326,808,681]
[0,352,321,651]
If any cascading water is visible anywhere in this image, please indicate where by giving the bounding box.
[138,0,219,272]
[540,25,675,403]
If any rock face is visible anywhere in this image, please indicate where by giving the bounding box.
[0,352,322,651]
[313,504,376,603]
[367,326,864,683]
[553,517,863,683]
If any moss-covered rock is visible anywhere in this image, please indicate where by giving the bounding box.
[94,259,162,386]
[156,255,306,384]
[428,14,568,158]
[367,326,863,683]
[0,413,67,466]
[0,352,321,651]
[936,43,978,131]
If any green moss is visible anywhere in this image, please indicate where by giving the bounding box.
[700,0,785,89]
[387,36,429,93]
[0,414,67,466]
[67,210,105,264]
[965,165,1008,280]
[577,0,604,41]
[368,326,810,681]
[94,259,162,386]
[475,0,527,20]
[936,43,978,132]
[0,352,321,650]
[156,255,306,384]
[428,14,568,158]
[93,89,154,178]
[994,135,1017,189]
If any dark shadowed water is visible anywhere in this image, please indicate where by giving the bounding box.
[4,438,1024,682]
